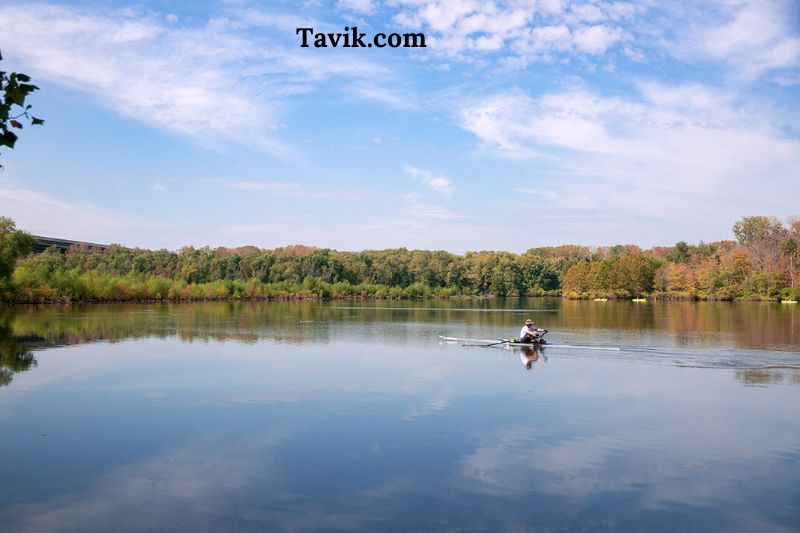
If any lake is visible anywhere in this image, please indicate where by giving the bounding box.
[1,299,799,532]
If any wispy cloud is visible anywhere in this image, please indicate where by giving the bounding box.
[403,165,455,197]
[402,194,463,220]
[352,84,415,109]
[338,0,376,15]
[229,181,305,194]
[0,181,153,243]
[228,181,359,200]
[658,0,800,80]
[0,4,278,150]
[0,3,395,153]
[458,82,800,239]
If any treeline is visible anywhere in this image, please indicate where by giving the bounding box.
[8,243,571,301]
[1,215,798,302]
[563,216,800,300]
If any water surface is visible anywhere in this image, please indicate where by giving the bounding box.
[1,299,799,531]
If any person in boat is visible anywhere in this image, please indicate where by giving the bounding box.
[519,319,540,343]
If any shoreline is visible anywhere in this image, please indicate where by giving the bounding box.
[2,293,795,306]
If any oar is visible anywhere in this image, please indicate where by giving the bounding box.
[545,344,621,351]
[479,339,511,347]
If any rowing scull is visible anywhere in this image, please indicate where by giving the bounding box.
[439,335,620,351]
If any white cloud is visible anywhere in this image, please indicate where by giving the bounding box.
[228,181,359,199]
[0,181,153,244]
[658,0,800,80]
[403,165,455,197]
[458,83,800,241]
[390,0,636,60]
[401,193,463,220]
[0,3,393,152]
[352,84,415,109]
[337,0,376,15]
[388,0,800,80]
[229,181,305,194]
[572,24,627,54]
[0,4,276,149]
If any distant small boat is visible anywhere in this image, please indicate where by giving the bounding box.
[632,298,646,302]
[781,300,798,304]
[593,298,608,302]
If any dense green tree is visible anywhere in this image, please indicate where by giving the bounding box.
[562,260,592,294]
[617,254,659,296]
[667,241,691,263]
[0,216,34,288]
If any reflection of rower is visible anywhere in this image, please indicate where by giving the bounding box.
[520,345,538,369]
[519,345,543,370]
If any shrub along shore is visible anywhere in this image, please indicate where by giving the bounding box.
[1,215,799,304]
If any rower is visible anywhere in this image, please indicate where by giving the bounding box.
[519,319,539,343]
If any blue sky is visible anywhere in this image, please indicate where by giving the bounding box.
[0,0,798,252]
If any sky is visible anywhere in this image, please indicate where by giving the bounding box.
[0,0,798,253]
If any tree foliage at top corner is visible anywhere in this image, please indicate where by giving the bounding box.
[0,49,44,167]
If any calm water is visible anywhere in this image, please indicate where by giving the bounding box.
[1,299,799,532]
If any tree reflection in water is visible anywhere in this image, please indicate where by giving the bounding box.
[736,368,789,387]
[0,318,37,387]
[0,299,797,387]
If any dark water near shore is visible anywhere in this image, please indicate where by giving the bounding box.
[1,299,799,532]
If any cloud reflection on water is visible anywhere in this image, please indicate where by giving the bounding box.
[1,301,799,531]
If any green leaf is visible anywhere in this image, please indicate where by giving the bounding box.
[6,87,25,106]
[0,130,18,148]
[31,117,44,125]
[15,74,31,82]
